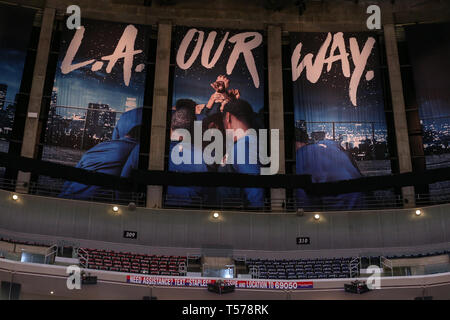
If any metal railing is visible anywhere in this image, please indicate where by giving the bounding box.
[349,257,361,278]
[0,178,146,207]
[381,256,394,277]
[249,265,261,279]
[164,192,403,212]
[4,176,450,212]
[44,244,58,264]
[416,188,450,205]
[77,247,89,268]
[164,187,450,212]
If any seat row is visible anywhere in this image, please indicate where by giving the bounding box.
[78,247,187,276]
[247,257,356,280]
[257,272,350,280]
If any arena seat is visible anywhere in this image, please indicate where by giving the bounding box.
[247,257,355,280]
[246,251,450,280]
[78,248,187,276]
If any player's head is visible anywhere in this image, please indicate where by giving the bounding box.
[222,99,254,131]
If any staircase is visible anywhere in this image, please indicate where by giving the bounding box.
[349,257,361,278]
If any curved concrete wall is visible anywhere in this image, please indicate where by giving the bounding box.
[1,190,449,257]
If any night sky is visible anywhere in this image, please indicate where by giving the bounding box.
[54,18,148,114]
[172,26,265,113]
[406,23,450,121]
[0,50,27,105]
[0,4,35,107]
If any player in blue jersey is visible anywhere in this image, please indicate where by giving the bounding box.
[59,107,142,200]
[216,99,265,208]
[294,126,366,210]
[166,100,213,206]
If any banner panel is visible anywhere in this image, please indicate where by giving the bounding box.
[290,32,391,210]
[0,4,35,178]
[406,23,450,195]
[126,275,314,290]
[167,26,266,208]
[41,19,149,200]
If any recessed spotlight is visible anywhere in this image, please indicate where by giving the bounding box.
[50,291,54,295]
[12,194,18,201]
[213,212,220,219]
[415,209,422,216]
[112,206,119,213]
[314,213,320,220]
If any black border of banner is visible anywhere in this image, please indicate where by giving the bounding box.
[4,151,450,195]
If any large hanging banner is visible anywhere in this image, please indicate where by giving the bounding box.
[41,19,149,199]
[167,26,266,208]
[0,4,35,178]
[406,23,450,195]
[290,32,390,210]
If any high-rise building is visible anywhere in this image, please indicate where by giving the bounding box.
[0,84,7,110]
[51,86,58,107]
[83,103,116,149]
